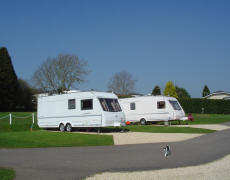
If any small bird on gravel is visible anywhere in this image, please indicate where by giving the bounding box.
[163,145,171,157]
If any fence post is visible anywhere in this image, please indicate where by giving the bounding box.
[9,113,12,125]
[32,113,34,124]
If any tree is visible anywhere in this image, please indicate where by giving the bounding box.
[175,86,191,99]
[164,81,178,98]
[202,85,210,97]
[108,71,136,95]
[0,47,18,111]
[152,85,161,95]
[16,79,34,111]
[32,54,89,93]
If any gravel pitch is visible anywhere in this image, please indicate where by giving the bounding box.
[111,132,203,145]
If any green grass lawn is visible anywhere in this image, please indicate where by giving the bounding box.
[125,125,215,134]
[164,114,230,125]
[0,168,15,180]
[189,114,230,124]
[0,131,113,148]
[0,112,113,148]
[0,112,40,132]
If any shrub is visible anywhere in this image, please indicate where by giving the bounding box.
[178,98,230,114]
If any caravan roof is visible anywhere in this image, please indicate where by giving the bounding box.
[38,91,118,101]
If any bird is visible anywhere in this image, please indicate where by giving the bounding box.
[163,145,171,157]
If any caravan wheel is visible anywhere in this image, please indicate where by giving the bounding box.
[59,123,65,132]
[65,123,72,132]
[140,118,146,125]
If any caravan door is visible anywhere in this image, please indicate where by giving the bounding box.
[153,100,169,121]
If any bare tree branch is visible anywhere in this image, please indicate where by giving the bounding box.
[108,71,136,95]
[32,54,89,93]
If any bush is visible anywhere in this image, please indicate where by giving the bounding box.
[178,98,230,114]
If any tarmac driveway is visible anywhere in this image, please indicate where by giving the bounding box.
[0,124,230,180]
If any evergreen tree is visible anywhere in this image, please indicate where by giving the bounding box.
[17,79,33,111]
[0,47,18,111]
[176,86,191,99]
[202,85,210,97]
[164,81,178,98]
[152,85,161,95]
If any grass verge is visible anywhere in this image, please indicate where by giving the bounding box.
[0,112,114,148]
[189,114,230,124]
[164,114,230,125]
[0,168,15,180]
[125,125,215,134]
[0,131,113,148]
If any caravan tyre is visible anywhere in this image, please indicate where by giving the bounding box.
[59,123,65,132]
[66,123,72,132]
[140,118,146,125]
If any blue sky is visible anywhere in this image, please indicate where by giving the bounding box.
[1,0,230,97]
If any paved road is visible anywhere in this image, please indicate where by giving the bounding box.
[1,125,230,180]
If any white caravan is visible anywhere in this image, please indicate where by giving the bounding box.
[119,96,188,125]
[37,91,126,131]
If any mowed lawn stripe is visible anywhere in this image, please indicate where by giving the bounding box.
[0,131,114,148]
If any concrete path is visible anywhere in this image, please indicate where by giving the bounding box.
[172,124,230,131]
[0,126,230,180]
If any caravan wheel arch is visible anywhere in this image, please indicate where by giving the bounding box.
[58,122,73,132]
[140,118,147,125]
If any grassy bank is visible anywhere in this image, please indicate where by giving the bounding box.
[0,112,113,148]
[0,168,15,180]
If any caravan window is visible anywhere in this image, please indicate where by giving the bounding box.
[130,103,136,110]
[157,101,165,109]
[68,99,76,109]
[81,99,93,110]
[99,98,122,112]
[169,100,181,110]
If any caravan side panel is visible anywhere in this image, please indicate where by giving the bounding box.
[38,95,102,128]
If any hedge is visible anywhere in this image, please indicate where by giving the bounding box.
[178,98,230,114]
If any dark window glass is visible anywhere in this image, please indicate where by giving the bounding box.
[99,98,122,112]
[114,99,122,111]
[81,99,93,110]
[99,98,109,111]
[169,100,181,110]
[130,103,136,110]
[68,99,75,109]
[157,101,165,109]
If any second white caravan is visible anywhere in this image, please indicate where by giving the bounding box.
[119,96,188,125]
[38,91,126,131]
